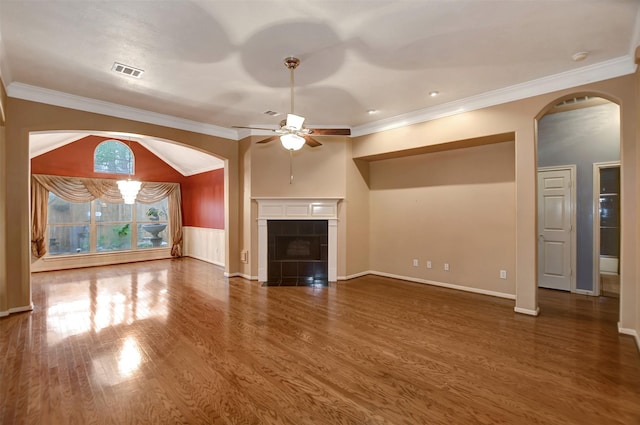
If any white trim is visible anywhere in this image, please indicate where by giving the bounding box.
[338,270,371,280]
[618,323,640,351]
[0,303,35,317]
[224,271,256,280]
[369,270,516,300]
[592,161,621,297]
[537,165,577,293]
[6,82,239,140]
[185,254,224,268]
[31,249,172,272]
[352,55,636,137]
[5,56,636,142]
[255,198,342,283]
[574,289,595,296]
[514,306,540,316]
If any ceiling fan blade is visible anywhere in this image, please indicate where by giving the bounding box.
[232,125,277,132]
[307,128,351,136]
[303,136,322,148]
[256,135,281,144]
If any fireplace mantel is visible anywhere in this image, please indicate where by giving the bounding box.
[254,198,342,282]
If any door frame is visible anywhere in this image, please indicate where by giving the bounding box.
[537,165,577,293]
[592,161,621,297]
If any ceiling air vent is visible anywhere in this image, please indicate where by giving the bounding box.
[263,110,281,116]
[111,62,144,79]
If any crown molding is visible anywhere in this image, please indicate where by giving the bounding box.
[6,82,239,140]
[6,54,637,141]
[351,55,637,137]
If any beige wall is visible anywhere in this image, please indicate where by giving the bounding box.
[369,141,516,296]
[635,50,640,346]
[0,78,6,315]
[354,74,638,330]
[245,136,349,278]
[3,98,239,312]
[2,72,639,345]
[344,148,370,278]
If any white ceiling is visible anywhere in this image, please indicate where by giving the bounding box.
[1,0,639,172]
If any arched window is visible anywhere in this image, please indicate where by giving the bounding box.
[94,140,134,174]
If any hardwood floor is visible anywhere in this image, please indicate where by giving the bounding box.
[1,258,639,424]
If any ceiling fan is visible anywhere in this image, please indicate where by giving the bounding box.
[233,57,351,150]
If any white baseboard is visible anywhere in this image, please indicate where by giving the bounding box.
[574,289,595,296]
[0,303,34,317]
[185,254,224,268]
[618,323,640,351]
[338,270,371,280]
[514,306,540,316]
[369,270,516,300]
[224,272,256,280]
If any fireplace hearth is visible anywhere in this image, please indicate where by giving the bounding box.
[266,220,328,286]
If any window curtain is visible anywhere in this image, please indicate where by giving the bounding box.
[31,174,183,258]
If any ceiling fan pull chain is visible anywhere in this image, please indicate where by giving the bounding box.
[289,150,294,184]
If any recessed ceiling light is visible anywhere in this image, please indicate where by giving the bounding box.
[429,91,439,97]
[367,109,378,115]
[571,51,589,62]
[111,62,144,78]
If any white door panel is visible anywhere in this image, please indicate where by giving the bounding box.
[538,168,573,291]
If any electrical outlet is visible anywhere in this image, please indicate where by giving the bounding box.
[500,270,507,279]
[413,259,419,267]
[444,263,449,271]
[426,260,432,269]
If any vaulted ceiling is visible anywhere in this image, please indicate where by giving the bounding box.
[1,1,638,172]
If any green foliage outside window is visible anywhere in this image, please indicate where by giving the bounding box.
[47,194,169,256]
[94,140,134,174]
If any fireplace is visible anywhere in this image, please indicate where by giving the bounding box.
[268,220,328,285]
[255,198,341,284]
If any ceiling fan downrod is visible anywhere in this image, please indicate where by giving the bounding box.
[284,57,300,114]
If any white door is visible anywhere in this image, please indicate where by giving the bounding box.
[537,168,573,291]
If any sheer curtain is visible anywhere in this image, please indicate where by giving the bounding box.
[31,174,183,258]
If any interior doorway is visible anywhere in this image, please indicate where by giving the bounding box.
[593,162,621,297]
[536,95,620,296]
[537,166,576,292]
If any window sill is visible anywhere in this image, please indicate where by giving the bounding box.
[32,248,172,272]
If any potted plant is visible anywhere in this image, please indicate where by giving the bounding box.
[146,207,166,221]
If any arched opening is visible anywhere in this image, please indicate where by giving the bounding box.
[535,93,621,312]
[29,131,227,272]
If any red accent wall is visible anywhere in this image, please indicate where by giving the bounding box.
[31,135,184,181]
[31,135,225,229]
[181,169,224,229]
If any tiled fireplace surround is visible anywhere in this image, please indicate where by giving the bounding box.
[255,198,340,283]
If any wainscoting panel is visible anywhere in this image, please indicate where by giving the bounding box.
[183,226,225,267]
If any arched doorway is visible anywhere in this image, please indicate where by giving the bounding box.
[535,95,621,304]
[28,130,228,272]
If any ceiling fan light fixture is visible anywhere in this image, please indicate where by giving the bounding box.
[285,113,305,131]
[280,133,306,151]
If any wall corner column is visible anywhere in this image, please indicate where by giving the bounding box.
[514,130,539,316]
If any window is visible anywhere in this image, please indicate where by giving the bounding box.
[47,193,169,256]
[94,140,134,174]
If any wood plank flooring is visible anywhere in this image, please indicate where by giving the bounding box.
[1,258,639,424]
